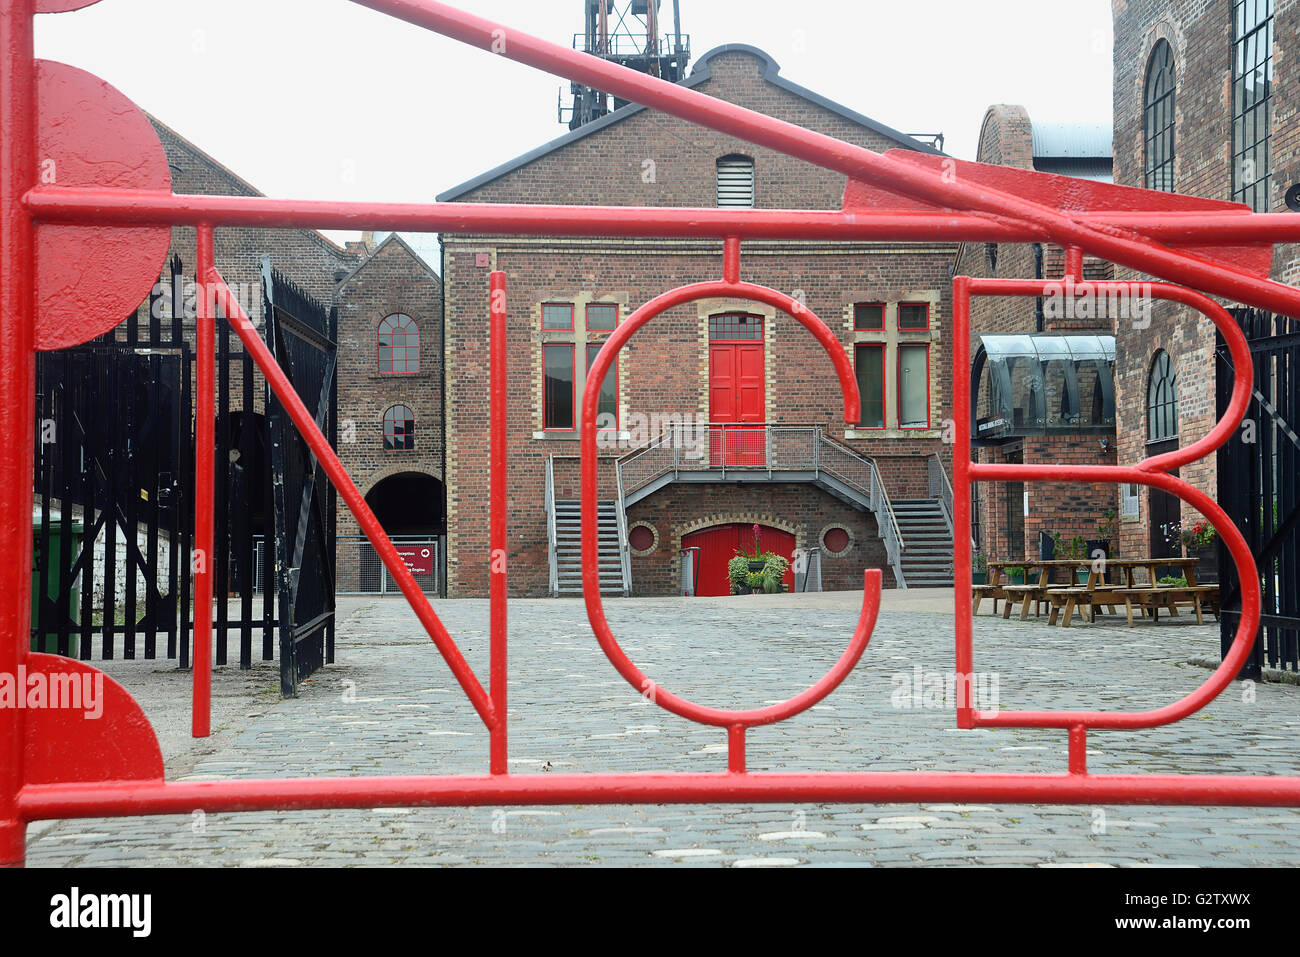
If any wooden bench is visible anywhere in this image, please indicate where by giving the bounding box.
[1000,584,1049,620]
[1044,585,1125,626]
[1109,585,1220,626]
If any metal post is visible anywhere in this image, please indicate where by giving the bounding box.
[489,271,508,774]
[192,225,215,738]
[0,0,35,869]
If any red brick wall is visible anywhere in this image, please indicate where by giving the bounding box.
[334,237,445,543]
[441,48,960,597]
[627,483,895,595]
[1111,0,1299,557]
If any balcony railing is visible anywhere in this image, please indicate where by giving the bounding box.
[617,424,905,584]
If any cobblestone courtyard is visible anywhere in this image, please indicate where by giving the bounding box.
[24,591,1300,867]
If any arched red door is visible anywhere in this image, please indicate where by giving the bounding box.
[681,523,796,597]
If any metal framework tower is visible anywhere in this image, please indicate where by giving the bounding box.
[562,0,689,129]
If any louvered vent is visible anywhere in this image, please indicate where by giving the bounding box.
[716,156,755,208]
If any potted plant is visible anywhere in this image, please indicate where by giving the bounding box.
[1091,509,1117,560]
[727,555,751,595]
[1005,565,1026,585]
[762,553,789,594]
[1180,518,1218,584]
[737,523,769,575]
[972,551,988,585]
[1051,533,1090,583]
[744,571,766,594]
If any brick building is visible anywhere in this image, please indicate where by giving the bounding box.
[1111,0,1297,564]
[124,122,444,598]
[438,45,961,597]
[954,106,1120,566]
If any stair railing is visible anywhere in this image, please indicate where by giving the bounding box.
[614,463,632,596]
[816,431,906,586]
[928,452,973,550]
[545,454,559,598]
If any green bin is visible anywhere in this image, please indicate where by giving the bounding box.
[31,516,82,657]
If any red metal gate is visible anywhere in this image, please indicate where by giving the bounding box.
[3,0,1300,869]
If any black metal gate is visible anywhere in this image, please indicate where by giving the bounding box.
[33,256,280,669]
[262,257,338,696]
[1216,308,1300,677]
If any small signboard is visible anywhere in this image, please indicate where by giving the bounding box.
[395,545,434,576]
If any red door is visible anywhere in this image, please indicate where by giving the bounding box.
[709,341,765,466]
[681,524,796,596]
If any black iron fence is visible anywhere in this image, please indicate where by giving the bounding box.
[1216,308,1299,676]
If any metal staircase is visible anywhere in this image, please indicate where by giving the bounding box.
[891,499,954,587]
[546,456,631,596]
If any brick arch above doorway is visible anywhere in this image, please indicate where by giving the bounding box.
[672,513,802,596]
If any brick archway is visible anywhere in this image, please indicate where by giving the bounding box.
[671,511,802,594]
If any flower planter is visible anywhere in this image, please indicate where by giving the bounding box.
[1190,545,1218,584]
[1006,570,1026,585]
[747,560,767,575]
[972,570,987,585]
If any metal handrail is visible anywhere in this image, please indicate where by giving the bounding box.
[680,546,701,596]
[796,546,823,593]
[615,423,908,586]
[614,464,632,596]
[928,452,973,550]
[544,454,559,598]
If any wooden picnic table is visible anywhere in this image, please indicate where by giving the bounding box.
[978,557,1216,626]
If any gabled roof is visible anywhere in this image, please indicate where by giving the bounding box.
[437,44,944,202]
[335,232,442,289]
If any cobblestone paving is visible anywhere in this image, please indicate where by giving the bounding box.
[24,593,1300,867]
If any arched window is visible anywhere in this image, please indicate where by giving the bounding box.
[383,405,415,451]
[1147,350,1179,442]
[1232,0,1274,212]
[378,314,419,374]
[1144,40,1176,192]
[716,155,755,208]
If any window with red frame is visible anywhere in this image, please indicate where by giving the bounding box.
[854,303,885,331]
[898,344,930,429]
[378,314,419,374]
[542,303,574,331]
[383,405,415,451]
[854,343,885,429]
[586,343,619,430]
[543,344,575,430]
[898,303,929,331]
[586,302,618,331]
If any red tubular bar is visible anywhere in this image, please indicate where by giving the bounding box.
[581,278,878,729]
[192,225,216,738]
[204,269,498,731]
[0,0,35,868]
[17,771,1300,820]
[27,187,1300,247]
[4,2,1300,866]
[348,0,1300,321]
[952,278,1263,732]
[489,271,508,775]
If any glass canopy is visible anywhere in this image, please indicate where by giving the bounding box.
[972,334,1116,440]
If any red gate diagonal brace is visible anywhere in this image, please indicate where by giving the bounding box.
[5,0,1300,869]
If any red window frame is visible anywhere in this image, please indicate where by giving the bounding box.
[586,342,619,432]
[586,302,619,332]
[897,343,931,430]
[853,302,885,331]
[898,302,930,331]
[378,314,419,374]
[853,343,886,430]
[383,404,415,451]
[542,302,574,331]
[543,343,576,432]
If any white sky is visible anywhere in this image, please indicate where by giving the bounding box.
[35,0,1114,262]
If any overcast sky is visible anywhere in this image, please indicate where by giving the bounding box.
[35,0,1114,262]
